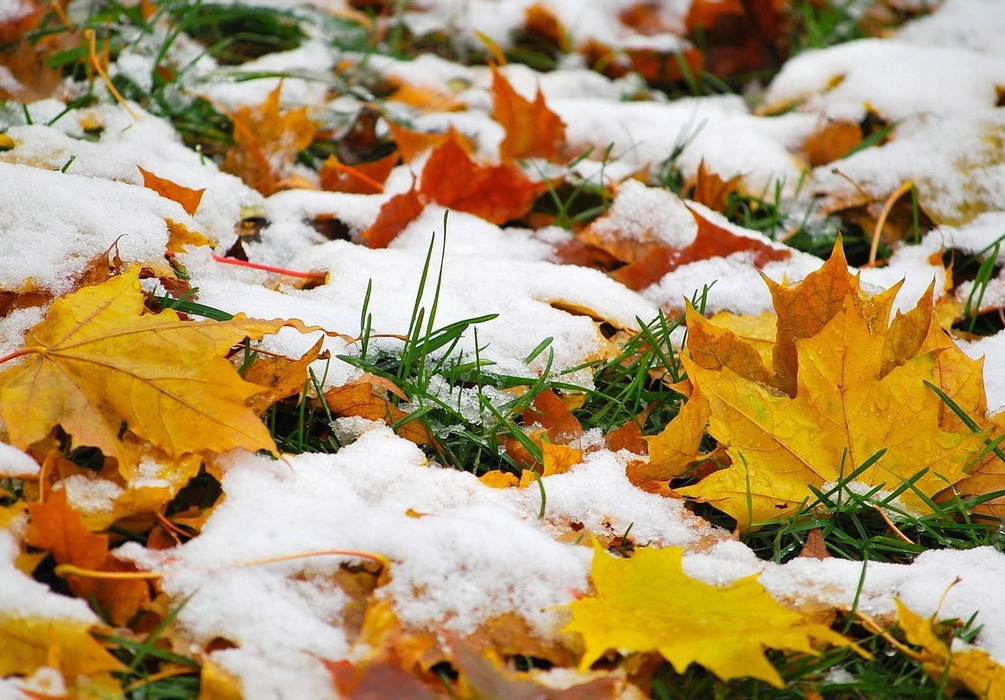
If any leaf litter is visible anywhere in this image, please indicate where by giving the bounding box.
[4,0,1005,698]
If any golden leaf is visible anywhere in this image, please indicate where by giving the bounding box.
[638,388,710,481]
[0,267,283,469]
[564,542,859,687]
[0,615,124,677]
[896,600,1005,698]
[677,244,987,529]
[221,84,317,196]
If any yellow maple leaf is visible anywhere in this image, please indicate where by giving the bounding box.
[638,386,711,481]
[0,615,124,677]
[564,542,859,687]
[0,267,284,469]
[895,601,1005,698]
[676,243,987,529]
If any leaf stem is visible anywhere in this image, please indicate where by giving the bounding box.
[229,549,389,569]
[210,254,326,281]
[0,346,41,366]
[55,564,163,580]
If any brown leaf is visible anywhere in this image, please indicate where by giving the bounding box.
[322,378,435,445]
[802,120,863,167]
[687,160,742,212]
[522,389,583,444]
[244,337,327,414]
[797,529,831,560]
[602,206,790,291]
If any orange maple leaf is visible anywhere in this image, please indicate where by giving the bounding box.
[138,167,206,216]
[221,84,318,196]
[491,66,567,161]
[26,489,149,625]
[361,132,547,247]
[580,192,790,291]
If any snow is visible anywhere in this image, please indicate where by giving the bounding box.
[5,0,1005,695]
[0,531,98,623]
[0,161,183,295]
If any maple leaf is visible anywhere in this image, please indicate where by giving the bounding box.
[361,132,547,247]
[244,336,326,414]
[138,167,205,216]
[0,267,284,469]
[676,243,988,529]
[895,601,1005,697]
[579,188,790,291]
[491,67,567,161]
[322,374,436,445]
[636,386,711,482]
[25,489,149,625]
[564,542,858,687]
[0,614,124,677]
[221,84,317,196]
[319,152,398,194]
[420,133,547,224]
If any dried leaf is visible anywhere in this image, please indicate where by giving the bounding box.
[419,133,546,224]
[323,378,435,445]
[802,120,863,167]
[26,489,149,625]
[687,160,742,212]
[491,66,567,161]
[637,388,710,481]
[564,541,859,687]
[221,84,317,196]
[896,600,1005,698]
[244,336,326,414]
[0,268,284,469]
[319,152,398,194]
[359,187,426,248]
[0,614,124,677]
[677,244,987,529]
[138,167,206,216]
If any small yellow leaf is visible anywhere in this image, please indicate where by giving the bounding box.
[639,388,710,481]
[0,267,284,469]
[896,600,1005,698]
[0,615,125,677]
[564,542,859,687]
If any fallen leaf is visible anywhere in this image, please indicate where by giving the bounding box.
[26,489,149,625]
[0,614,124,678]
[636,388,710,481]
[677,244,987,529]
[322,378,435,445]
[419,133,547,224]
[491,66,567,161]
[244,336,326,414]
[450,636,621,700]
[319,152,398,194]
[522,389,583,444]
[0,267,284,470]
[686,160,742,212]
[802,120,863,167]
[138,167,206,216]
[564,541,859,687]
[359,187,426,248]
[580,188,790,291]
[895,600,1005,698]
[221,84,317,195]
[386,122,459,163]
